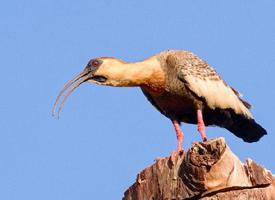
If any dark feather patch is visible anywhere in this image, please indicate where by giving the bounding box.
[204,108,266,142]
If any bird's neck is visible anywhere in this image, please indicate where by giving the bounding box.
[114,57,165,90]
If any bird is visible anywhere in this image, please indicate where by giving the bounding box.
[52,50,267,152]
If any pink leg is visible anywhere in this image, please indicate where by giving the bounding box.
[197,110,207,142]
[171,120,184,151]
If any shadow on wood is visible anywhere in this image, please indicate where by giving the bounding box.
[123,137,275,200]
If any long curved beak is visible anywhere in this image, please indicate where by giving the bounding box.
[52,67,94,118]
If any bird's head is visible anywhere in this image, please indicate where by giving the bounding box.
[85,57,130,86]
[52,55,163,117]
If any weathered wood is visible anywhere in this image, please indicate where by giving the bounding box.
[123,138,275,200]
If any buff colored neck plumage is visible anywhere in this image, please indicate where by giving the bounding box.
[90,56,165,92]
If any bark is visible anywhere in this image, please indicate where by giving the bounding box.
[123,137,275,200]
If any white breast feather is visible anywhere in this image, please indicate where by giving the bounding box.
[185,75,252,118]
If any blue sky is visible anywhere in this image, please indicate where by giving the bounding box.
[1,1,275,199]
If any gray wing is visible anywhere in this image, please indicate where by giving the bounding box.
[166,51,252,118]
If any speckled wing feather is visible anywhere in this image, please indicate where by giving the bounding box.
[166,50,252,118]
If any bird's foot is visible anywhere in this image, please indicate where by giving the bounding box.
[170,147,184,162]
[192,137,207,146]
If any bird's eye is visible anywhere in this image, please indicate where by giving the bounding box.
[92,59,101,67]
[87,59,102,68]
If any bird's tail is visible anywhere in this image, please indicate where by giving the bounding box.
[222,111,267,142]
[205,108,267,142]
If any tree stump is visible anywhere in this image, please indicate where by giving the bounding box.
[123,137,275,200]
